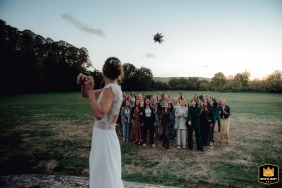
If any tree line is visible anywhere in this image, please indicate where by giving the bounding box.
[0,19,92,95]
[168,70,282,93]
[0,19,281,95]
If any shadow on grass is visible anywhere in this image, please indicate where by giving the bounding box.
[0,155,36,175]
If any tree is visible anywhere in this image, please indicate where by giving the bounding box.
[249,79,267,92]
[186,77,200,90]
[233,73,243,89]
[241,70,250,87]
[168,77,187,90]
[154,81,169,90]
[211,72,226,91]
[121,63,137,91]
[168,78,179,89]
[223,76,236,91]
[266,70,282,93]
[0,19,91,94]
[91,69,104,90]
[121,63,155,91]
[233,70,250,89]
[134,67,154,91]
[199,80,209,91]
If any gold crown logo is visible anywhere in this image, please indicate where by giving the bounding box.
[263,166,274,177]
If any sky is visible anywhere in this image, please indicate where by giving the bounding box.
[0,0,281,79]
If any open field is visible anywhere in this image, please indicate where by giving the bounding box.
[0,91,281,187]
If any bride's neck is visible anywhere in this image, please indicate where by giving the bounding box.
[104,77,118,85]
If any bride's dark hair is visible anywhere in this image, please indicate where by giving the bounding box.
[102,57,123,80]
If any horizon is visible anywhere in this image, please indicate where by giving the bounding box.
[152,74,271,81]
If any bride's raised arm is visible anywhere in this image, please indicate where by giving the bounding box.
[77,73,103,99]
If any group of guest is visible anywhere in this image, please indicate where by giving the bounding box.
[118,92,231,151]
[120,92,157,147]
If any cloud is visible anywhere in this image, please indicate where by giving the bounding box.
[202,65,208,68]
[143,53,156,58]
[62,14,105,36]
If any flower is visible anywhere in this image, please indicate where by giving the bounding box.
[108,58,121,65]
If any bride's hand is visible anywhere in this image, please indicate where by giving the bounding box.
[84,76,95,91]
[77,73,87,85]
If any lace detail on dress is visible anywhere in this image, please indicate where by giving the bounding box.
[95,121,116,131]
[94,83,122,131]
[104,84,122,116]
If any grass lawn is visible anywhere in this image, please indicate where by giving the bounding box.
[0,91,281,187]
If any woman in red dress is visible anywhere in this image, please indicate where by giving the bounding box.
[130,99,142,144]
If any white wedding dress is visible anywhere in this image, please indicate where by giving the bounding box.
[89,83,124,188]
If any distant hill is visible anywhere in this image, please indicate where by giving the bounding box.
[153,77,212,84]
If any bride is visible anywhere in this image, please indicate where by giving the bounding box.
[77,57,124,188]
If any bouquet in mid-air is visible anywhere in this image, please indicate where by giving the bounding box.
[153,33,164,43]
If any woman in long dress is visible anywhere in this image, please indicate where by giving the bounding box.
[77,57,124,188]
[200,99,214,146]
[130,99,142,144]
[219,99,231,143]
[159,101,171,149]
[213,98,221,132]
